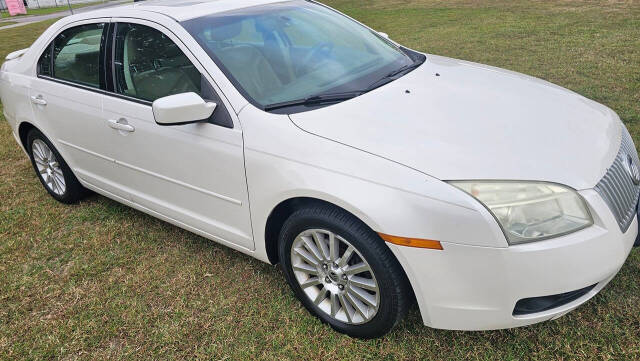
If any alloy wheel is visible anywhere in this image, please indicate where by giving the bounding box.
[290,229,380,324]
[32,139,66,195]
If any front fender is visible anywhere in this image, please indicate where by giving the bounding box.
[239,105,508,264]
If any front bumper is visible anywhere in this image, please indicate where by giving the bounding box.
[389,189,637,330]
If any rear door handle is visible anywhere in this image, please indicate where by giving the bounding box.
[30,95,47,106]
[107,118,135,132]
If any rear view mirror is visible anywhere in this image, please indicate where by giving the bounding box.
[152,92,216,126]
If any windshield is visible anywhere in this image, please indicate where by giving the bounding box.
[182,0,420,112]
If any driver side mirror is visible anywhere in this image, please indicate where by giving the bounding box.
[378,31,390,39]
[152,92,217,126]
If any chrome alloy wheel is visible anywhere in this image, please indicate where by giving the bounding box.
[290,229,380,324]
[32,139,66,195]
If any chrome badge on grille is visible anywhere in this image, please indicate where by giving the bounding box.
[623,153,640,185]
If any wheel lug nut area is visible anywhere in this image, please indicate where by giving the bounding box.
[319,264,349,294]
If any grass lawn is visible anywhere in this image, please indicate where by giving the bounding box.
[1,1,639,359]
[0,2,95,19]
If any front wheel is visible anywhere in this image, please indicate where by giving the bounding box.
[279,205,412,338]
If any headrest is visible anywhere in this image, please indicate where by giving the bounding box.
[208,19,242,41]
[126,26,181,63]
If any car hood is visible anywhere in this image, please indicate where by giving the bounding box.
[289,54,621,190]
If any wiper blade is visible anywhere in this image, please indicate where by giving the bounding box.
[264,91,363,111]
[389,60,423,77]
[263,59,424,112]
[365,59,424,92]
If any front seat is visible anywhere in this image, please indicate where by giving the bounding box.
[126,26,200,101]
[204,20,283,102]
[216,44,283,101]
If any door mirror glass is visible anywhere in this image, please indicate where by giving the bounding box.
[152,92,216,126]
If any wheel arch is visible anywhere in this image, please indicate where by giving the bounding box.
[264,196,384,264]
[263,195,418,307]
[18,121,38,151]
[263,196,381,265]
[17,121,84,187]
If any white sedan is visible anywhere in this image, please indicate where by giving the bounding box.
[1,0,637,338]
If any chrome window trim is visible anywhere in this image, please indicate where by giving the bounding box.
[37,74,153,106]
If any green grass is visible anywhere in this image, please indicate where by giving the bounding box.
[0,2,94,19]
[0,21,17,27]
[1,1,639,359]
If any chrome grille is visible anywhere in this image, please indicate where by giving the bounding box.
[594,125,640,232]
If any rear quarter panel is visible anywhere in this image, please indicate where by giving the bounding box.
[0,15,103,151]
[0,63,33,140]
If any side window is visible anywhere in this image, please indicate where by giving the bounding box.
[52,23,106,88]
[114,23,233,128]
[114,23,201,102]
[37,43,52,77]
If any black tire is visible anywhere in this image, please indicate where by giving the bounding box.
[26,128,88,204]
[279,204,412,338]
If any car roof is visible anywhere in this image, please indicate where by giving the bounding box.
[100,0,292,22]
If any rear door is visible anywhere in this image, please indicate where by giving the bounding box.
[28,20,128,199]
[101,20,254,250]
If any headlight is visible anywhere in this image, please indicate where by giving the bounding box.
[449,181,593,245]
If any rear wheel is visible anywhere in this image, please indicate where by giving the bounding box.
[279,204,412,338]
[27,128,87,203]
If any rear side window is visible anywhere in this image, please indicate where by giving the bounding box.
[52,23,106,88]
[113,23,201,102]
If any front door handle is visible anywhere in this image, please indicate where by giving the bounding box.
[107,118,135,132]
[30,95,47,106]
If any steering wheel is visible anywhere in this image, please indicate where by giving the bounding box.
[296,42,334,74]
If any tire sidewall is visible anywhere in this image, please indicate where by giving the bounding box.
[279,208,405,338]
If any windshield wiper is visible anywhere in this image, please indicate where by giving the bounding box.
[364,60,424,93]
[263,58,424,112]
[264,91,364,111]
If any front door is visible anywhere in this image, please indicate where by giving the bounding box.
[101,21,254,250]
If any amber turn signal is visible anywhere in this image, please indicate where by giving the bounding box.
[378,233,443,250]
